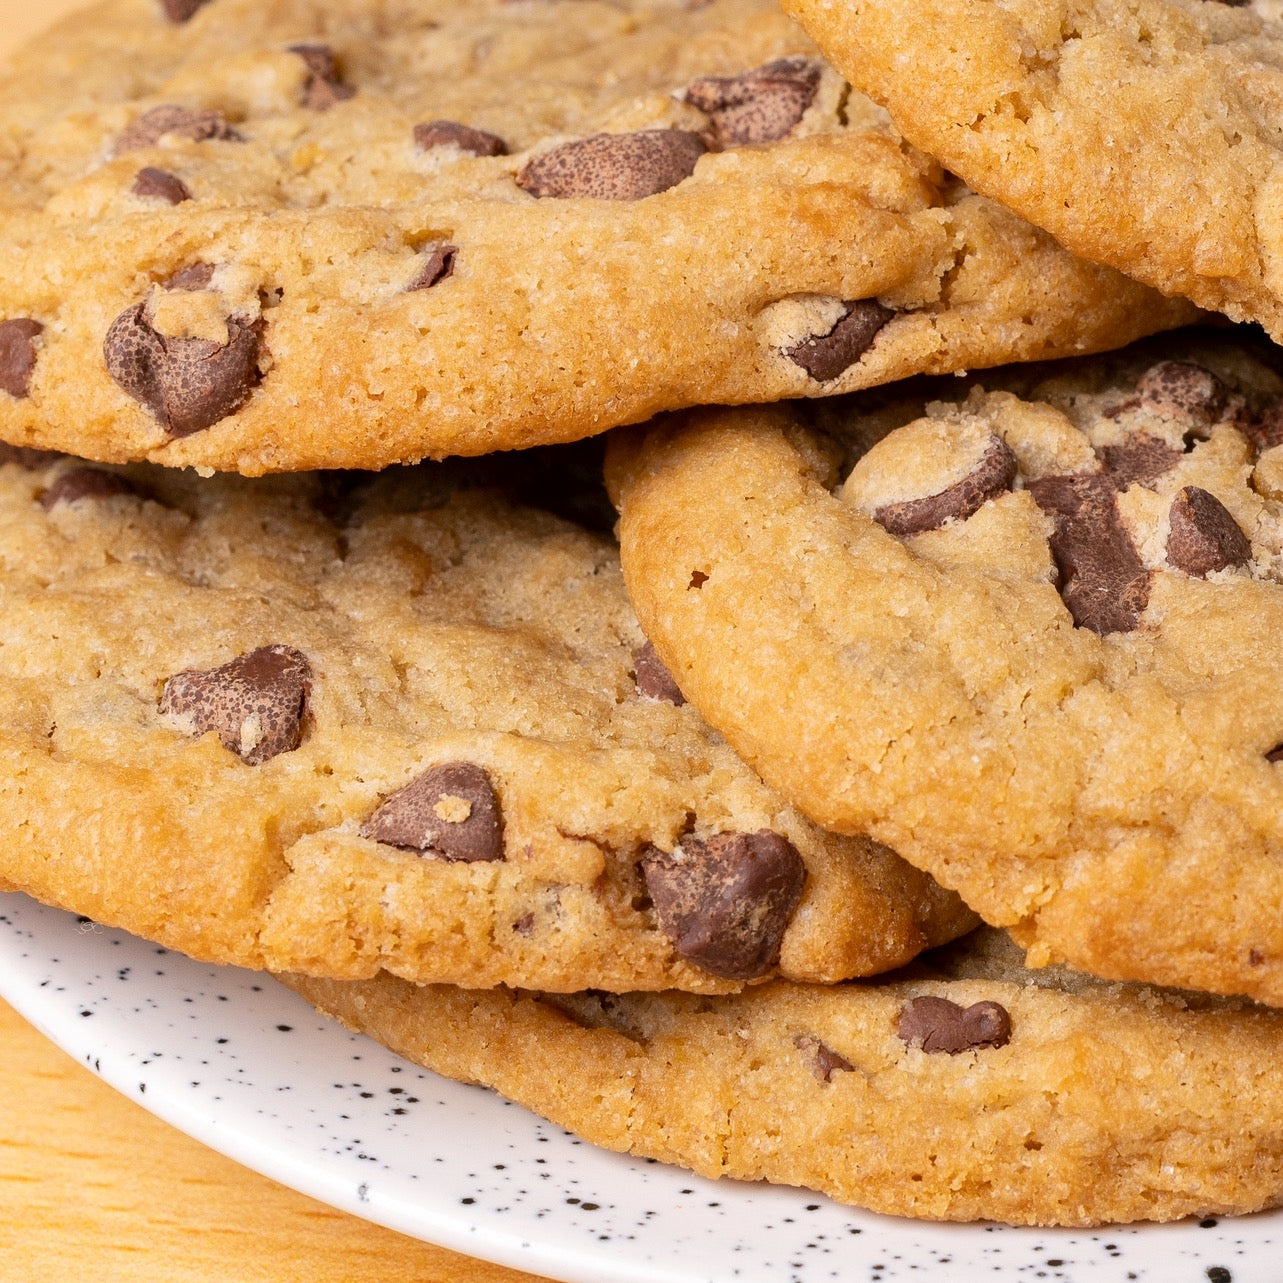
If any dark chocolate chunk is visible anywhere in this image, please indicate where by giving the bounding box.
[0,319,43,399]
[132,166,191,204]
[639,830,806,980]
[361,762,503,862]
[688,569,709,589]
[874,435,1016,536]
[288,43,356,111]
[786,300,895,381]
[160,645,311,765]
[414,120,508,157]
[793,1033,854,1083]
[160,0,213,21]
[103,301,262,437]
[685,57,821,149]
[1166,485,1250,577]
[165,262,216,291]
[516,130,707,201]
[633,641,686,705]
[1099,433,1183,488]
[406,243,458,292]
[40,466,141,510]
[897,995,1012,1054]
[1267,744,1283,763]
[1027,472,1152,635]
[1134,361,1229,430]
[1244,395,1283,453]
[113,104,241,155]
[0,443,61,469]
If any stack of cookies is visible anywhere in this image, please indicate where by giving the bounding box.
[2,0,1283,1232]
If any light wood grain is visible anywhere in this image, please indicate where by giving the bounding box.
[0,997,553,1282]
[0,3,551,1278]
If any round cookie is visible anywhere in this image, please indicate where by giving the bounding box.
[0,0,1198,473]
[783,0,1283,339]
[0,445,975,991]
[285,927,1283,1226]
[608,330,1283,1005]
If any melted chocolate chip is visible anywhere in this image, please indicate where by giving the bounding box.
[406,243,458,292]
[103,301,262,437]
[132,166,191,204]
[361,762,503,862]
[874,436,1016,536]
[685,57,821,149]
[414,120,508,157]
[633,641,686,705]
[786,300,895,381]
[165,262,215,291]
[688,569,709,589]
[639,830,806,980]
[160,645,311,765]
[541,991,647,1041]
[897,995,1011,1054]
[1134,361,1229,430]
[1166,485,1250,577]
[0,319,43,399]
[1244,396,1283,453]
[114,104,241,155]
[288,44,355,111]
[1099,434,1184,488]
[517,130,707,201]
[40,466,142,509]
[793,1033,854,1083]
[0,443,61,469]
[160,0,212,20]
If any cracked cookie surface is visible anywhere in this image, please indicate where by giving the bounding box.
[286,928,1283,1226]
[0,0,1197,473]
[608,329,1283,1005]
[784,0,1283,339]
[0,446,975,989]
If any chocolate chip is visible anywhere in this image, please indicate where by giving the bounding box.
[361,762,503,862]
[512,912,535,936]
[288,44,355,111]
[786,300,895,381]
[1098,434,1184,487]
[132,166,191,204]
[1166,485,1251,577]
[1243,396,1283,453]
[1268,744,1283,763]
[633,641,685,705]
[160,0,212,20]
[405,243,457,292]
[874,436,1016,536]
[688,570,708,589]
[165,262,215,291]
[897,995,1011,1054]
[0,319,43,399]
[113,104,241,155]
[516,130,707,201]
[103,301,262,437]
[160,645,311,765]
[414,120,508,157]
[540,991,647,1041]
[685,57,821,148]
[40,466,142,509]
[1027,472,1152,635]
[1134,361,1229,430]
[0,443,61,469]
[793,1033,854,1083]
[639,830,806,980]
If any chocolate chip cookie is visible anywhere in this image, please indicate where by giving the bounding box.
[0,0,1197,472]
[285,927,1283,1225]
[784,0,1283,338]
[0,446,975,990]
[608,329,1283,1005]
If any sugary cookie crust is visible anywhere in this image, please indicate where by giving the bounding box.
[609,332,1283,1004]
[0,0,1197,473]
[0,448,974,990]
[783,0,1283,338]
[286,929,1283,1226]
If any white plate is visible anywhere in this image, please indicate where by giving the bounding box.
[1,890,1275,1283]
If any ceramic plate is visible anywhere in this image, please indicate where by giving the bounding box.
[0,890,1275,1283]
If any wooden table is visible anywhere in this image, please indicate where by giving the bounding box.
[0,3,549,1278]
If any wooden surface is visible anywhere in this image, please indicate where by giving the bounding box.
[0,3,550,1280]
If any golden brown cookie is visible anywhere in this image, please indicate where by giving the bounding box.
[285,928,1283,1226]
[0,0,1198,472]
[0,445,974,990]
[608,329,1283,1005]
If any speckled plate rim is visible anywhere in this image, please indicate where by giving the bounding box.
[0,891,1274,1283]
